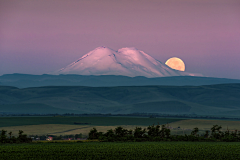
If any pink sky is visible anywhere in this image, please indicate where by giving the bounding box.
[0,0,240,79]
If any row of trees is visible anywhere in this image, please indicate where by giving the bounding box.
[88,124,240,142]
[0,130,32,143]
[1,124,239,143]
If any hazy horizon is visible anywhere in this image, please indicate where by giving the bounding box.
[0,0,240,79]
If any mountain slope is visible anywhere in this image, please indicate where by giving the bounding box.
[52,47,200,77]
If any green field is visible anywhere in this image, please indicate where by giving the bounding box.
[0,116,182,127]
[0,142,240,159]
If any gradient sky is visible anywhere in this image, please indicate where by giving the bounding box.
[0,0,240,79]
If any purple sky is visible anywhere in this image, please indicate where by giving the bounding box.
[0,0,240,79]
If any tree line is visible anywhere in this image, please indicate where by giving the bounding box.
[0,130,32,143]
[88,124,240,142]
[1,124,240,143]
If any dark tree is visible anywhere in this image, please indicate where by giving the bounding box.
[133,127,146,138]
[191,127,199,136]
[0,130,7,143]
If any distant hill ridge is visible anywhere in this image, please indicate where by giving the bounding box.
[0,74,240,88]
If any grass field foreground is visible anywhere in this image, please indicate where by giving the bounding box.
[0,142,240,159]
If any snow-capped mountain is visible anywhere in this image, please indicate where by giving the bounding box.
[51,46,201,78]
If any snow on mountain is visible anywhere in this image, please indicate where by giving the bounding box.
[51,46,201,78]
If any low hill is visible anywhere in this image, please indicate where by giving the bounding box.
[0,74,240,88]
[0,84,240,116]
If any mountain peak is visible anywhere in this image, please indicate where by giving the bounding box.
[118,47,138,52]
[51,47,201,78]
[94,46,113,51]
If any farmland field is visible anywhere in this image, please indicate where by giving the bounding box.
[1,117,240,136]
[0,124,149,136]
[169,119,240,130]
[0,116,183,136]
[168,119,240,135]
[0,142,240,159]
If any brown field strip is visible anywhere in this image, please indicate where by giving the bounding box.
[168,119,240,135]
[1,119,240,137]
[0,124,146,136]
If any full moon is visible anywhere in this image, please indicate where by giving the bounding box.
[165,57,185,71]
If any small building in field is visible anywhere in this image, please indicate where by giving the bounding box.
[46,136,53,141]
